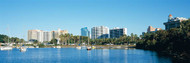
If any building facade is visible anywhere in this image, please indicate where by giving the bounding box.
[28,29,68,42]
[147,26,162,33]
[110,27,127,38]
[28,30,44,42]
[91,26,109,39]
[81,27,90,38]
[164,14,188,30]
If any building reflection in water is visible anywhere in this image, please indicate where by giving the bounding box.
[124,50,128,63]
[57,49,61,63]
[102,49,110,63]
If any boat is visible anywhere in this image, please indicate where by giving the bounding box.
[56,46,61,48]
[1,26,13,51]
[1,46,12,50]
[20,47,27,52]
[86,37,91,50]
[76,46,81,49]
[92,46,96,49]
[36,46,39,48]
[86,46,91,50]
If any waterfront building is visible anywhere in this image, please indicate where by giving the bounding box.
[164,14,188,30]
[81,27,90,38]
[28,30,44,42]
[147,26,162,33]
[28,29,68,42]
[43,31,52,42]
[91,26,109,39]
[110,27,127,38]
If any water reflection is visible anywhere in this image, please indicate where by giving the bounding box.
[0,48,173,63]
[102,49,110,63]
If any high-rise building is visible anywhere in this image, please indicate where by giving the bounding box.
[110,27,127,38]
[91,26,109,39]
[164,14,188,30]
[147,26,161,33]
[28,29,68,42]
[28,30,44,42]
[51,29,68,39]
[81,27,90,38]
[43,31,52,42]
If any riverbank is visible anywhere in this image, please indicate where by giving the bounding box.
[9,45,136,49]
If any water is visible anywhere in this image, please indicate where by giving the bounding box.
[0,48,172,63]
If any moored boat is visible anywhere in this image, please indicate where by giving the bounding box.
[87,46,91,50]
[76,46,81,49]
[20,47,27,52]
[56,46,61,48]
[1,46,13,50]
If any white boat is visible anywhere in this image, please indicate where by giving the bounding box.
[56,46,61,48]
[20,47,27,52]
[86,46,92,50]
[76,46,81,49]
[1,46,13,50]
[36,46,39,48]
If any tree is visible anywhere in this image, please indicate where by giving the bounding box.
[50,39,57,45]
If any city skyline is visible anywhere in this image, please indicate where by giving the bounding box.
[1,0,190,40]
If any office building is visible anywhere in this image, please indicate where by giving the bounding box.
[110,27,127,38]
[81,27,90,38]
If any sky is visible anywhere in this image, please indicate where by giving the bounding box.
[0,0,190,40]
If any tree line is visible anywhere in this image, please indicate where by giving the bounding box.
[0,34,25,44]
[48,33,140,45]
[136,19,190,62]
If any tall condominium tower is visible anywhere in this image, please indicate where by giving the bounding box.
[91,26,109,39]
[28,29,68,42]
[81,27,90,38]
[28,30,44,42]
[110,27,127,38]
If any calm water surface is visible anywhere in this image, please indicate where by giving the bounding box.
[0,48,172,63]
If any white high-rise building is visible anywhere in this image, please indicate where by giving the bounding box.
[28,29,68,42]
[43,31,52,42]
[91,26,109,39]
[28,30,44,42]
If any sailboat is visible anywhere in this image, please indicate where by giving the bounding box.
[1,26,13,51]
[1,46,12,50]
[76,36,81,49]
[0,41,13,51]
[86,37,91,50]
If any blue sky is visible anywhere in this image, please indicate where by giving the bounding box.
[0,0,190,40]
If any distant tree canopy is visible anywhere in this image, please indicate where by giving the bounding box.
[0,34,9,43]
[0,34,25,43]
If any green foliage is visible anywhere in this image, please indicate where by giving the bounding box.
[0,34,9,43]
[0,34,25,43]
[38,44,45,48]
[136,19,190,61]
[50,39,57,45]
